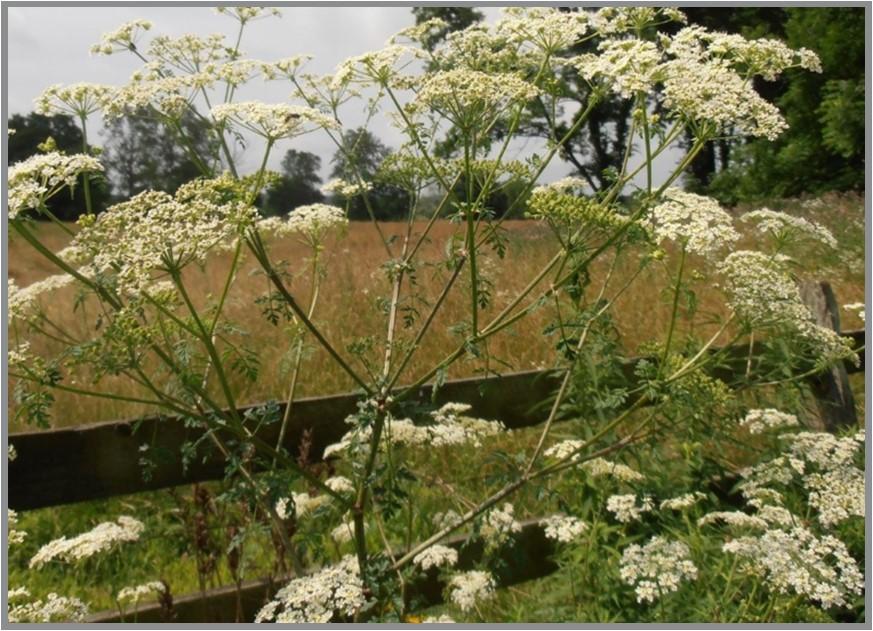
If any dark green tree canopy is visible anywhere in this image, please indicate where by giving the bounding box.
[102,110,218,200]
[330,128,409,220]
[263,149,325,217]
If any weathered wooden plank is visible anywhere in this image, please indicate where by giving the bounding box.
[799,281,858,430]
[9,330,863,511]
[86,519,556,623]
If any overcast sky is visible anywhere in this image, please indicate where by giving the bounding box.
[7,5,680,186]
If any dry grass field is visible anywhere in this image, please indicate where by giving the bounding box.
[8,192,865,431]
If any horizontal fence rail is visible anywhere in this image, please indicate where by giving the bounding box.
[8,329,864,511]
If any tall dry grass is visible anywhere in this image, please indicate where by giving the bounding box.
[8,192,865,430]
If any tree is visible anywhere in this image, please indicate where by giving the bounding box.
[102,110,218,199]
[330,128,409,220]
[263,149,324,217]
[7,112,110,219]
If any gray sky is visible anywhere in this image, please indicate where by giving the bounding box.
[7,5,680,187]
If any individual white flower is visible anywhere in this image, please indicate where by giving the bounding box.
[650,188,739,258]
[739,409,799,434]
[723,527,863,609]
[211,102,338,140]
[413,544,459,571]
[606,494,653,523]
[659,492,706,511]
[481,502,521,544]
[542,514,588,543]
[90,19,152,55]
[255,555,363,623]
[8,152,103,219]
[448,571,495,612]
[742,208,837,249]
[29,516,144,568]
[620,536,698,604]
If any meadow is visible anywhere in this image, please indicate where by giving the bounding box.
[9,192,865,431]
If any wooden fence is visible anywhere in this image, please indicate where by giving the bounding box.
[7,281,865,622]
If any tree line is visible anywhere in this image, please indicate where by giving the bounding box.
[7,6,863,221]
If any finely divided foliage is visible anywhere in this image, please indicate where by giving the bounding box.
[6,5,863,624]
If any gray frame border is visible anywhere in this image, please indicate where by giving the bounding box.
[1,1,870,628]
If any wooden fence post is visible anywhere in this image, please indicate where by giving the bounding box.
[798,280,857,431]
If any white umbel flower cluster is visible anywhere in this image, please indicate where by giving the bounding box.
[739,408,800,434]
[322,403,505,459]
[8,152,103,220]
[321,178,373,198]
[494,7,590,52]
[723,527,863,609]
[620,536,698,604]
[481,502,522,544]
[573,38,662,98]
[29,516,144,568]
[742,208,837,249]
[649,188,739,258]
[659,492,706,512]
[90,19,153,55]
[542,514,588,543]
[255,555,364,623]
[698,511,769,531]
[8,593,89,623]
[8,274,75,321]
[411,69,540,125]
[275,492,329,521]
[543,439,585,462]
[582,457,645,483]
[8,509,27,545]
[70,184,256,293]
[448,570,496,612]
[116,581,165,605]
[211,102,337,140]
[718,251,854,362]
[280,203,348,242]
[413,544,459,571]
[35,83,114,117]
[607,494,654,523]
